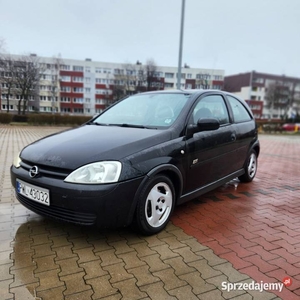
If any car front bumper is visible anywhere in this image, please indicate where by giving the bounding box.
[10,165,144,228]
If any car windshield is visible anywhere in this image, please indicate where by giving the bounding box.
[92,93,190,128]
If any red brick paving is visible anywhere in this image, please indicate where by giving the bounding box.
[172,134,300,299]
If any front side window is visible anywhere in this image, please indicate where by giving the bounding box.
[93,93,190,128]
[227,95,252,123]
[191,95,230,125]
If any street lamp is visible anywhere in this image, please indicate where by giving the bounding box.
[177,0,185,90]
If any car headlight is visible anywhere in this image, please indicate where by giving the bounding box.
[64,161,122,184]
[13,152,21,168]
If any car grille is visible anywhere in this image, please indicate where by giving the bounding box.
[17,193,97,226]
[20,161,70,179]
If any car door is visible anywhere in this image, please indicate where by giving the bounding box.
[184,93,237,194]
[226,95,256,169]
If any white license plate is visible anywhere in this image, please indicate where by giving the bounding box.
[16,179,50,206]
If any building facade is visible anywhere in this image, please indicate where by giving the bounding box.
[224,71,300,119]
[0,54,224,116]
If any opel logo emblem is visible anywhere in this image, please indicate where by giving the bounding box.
[29,166,39,178]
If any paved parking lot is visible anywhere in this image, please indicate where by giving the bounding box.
[1,125,300,300]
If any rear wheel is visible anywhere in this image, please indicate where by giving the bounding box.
[135,175,175,235]
[239,150,258,182]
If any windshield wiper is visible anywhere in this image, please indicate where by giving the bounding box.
[89,122,109,126]
[122,123,147,128]
[112,123,160,129]
[89,122,157,129]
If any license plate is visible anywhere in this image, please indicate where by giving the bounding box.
[16,179,50,206]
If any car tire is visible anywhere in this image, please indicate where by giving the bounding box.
[135,175,175,235]
[239,149,258,182]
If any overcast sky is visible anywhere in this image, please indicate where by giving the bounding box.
[1,0,299,77]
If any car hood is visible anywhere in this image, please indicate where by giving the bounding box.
[20,125,172,170]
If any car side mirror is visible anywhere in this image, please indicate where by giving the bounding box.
[197,118,220,131]
[187,118,220,136]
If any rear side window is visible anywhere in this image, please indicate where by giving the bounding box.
[227,95,252,123]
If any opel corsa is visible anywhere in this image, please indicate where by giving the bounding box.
[11,90,260,234]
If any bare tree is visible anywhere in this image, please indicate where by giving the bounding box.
[265,78,292,119]
[13,55,45,114]
[138,58,164,91]
[0,55,17,112]
[51,55,63,113]
[0,54,46,114]
[111,58,162,101]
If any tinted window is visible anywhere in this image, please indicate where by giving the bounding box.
[192,95,229,125]
[227,95,252,123]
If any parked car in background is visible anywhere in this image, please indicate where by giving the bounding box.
[282,123,300,131]
[11,90,260,235]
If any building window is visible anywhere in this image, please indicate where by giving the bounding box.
[61,86,71,92]
[197,74,211,80]
[96,99,107,104]
[73,76,83,82]
[165,73,174,78]
[214,75,223,80]
[73,98,84,103]
[114,69,124,75]
[61,108,71,113]
[73,87,84,93]
[187,73,192,79]
[60,65,70,70]
[164,83,174,88]
[253,77,264,84]
[74,108,84,113]
[2,104,14,110]
[126,69,136,76]
[60,76,71,82]
[73,66,84,71]
[154,72,163,77]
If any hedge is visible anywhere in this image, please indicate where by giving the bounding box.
[27,114,91,126]
[0,113,92,126]
[0,113,14,124]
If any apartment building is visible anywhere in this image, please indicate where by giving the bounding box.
[224,71,300,119]
[0,54,224,116]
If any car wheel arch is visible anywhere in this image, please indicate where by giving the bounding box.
[147,164,183,202]
[126,164,183,226]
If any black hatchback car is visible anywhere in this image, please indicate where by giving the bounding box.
[11,90,259,235]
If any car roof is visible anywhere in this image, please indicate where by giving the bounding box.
[142,89,234,98]
[139,89,237,97]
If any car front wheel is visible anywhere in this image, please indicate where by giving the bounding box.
[135,175,175,235]
[239,150,258,182]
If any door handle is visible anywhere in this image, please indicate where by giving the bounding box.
[231,133,236,141]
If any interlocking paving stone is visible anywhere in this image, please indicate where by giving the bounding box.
[2,126,300,299]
